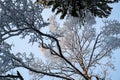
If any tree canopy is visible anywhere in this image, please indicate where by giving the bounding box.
[36,0,119,19]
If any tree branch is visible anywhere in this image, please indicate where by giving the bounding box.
[31,28,89,80]
[11,55,73,80]
[87,33,102,70]
[0,71,24,80]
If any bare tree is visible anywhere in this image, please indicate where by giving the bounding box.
[29,16,120,80]
[30,17,120,80]
[0,0,120,80]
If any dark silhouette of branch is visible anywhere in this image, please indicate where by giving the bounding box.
[11,55,73,80]
[0,71,24,80]
[87,33,102,70]
[17,71,24,80]
[31,27,89,80]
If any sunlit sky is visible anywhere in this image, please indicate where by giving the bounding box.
[6,1,120,80]
[104,2,120,80]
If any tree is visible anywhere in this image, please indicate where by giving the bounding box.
[0,0,85,80]
[0,0,48,79]
[30,15,120,80]
[36,0,119,19]
[0,0,120,80]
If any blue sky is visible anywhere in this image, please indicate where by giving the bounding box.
[108,3,120,77]
[6,1,120,80]
[94,2,120,80]
[108,2,120,80]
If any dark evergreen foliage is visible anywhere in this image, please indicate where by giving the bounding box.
[37,0,119,19]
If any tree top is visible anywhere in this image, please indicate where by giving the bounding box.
[36,0,119,19]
